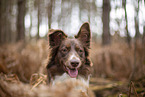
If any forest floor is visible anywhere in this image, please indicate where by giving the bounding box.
[0,73,145,97]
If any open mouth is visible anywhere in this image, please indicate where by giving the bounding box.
[63,65,78,78]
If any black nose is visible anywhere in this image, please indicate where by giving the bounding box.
[70,60,79,67]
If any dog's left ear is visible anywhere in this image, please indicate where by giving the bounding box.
[75,22,91,48]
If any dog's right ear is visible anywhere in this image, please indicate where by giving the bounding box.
[48,29,67,47]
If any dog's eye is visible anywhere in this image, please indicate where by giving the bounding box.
[79,49,83,52]
[79,49,83,53]
[62,48,68,53]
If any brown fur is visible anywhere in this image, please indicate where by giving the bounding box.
[46,22,92,83]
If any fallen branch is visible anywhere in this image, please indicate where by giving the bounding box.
[128,81,139,97]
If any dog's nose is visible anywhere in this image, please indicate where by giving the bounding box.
[70,59,79,67]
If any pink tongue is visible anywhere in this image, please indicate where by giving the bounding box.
[68,69,78,78]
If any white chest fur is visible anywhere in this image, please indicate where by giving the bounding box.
[52,73,90,90]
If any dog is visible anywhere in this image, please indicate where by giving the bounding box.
[46,22,92,88]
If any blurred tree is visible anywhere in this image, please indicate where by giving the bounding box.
[78,0,97,24]
[0,0,3,44]
[134,0,140,38]
[79,0,89,22]
[142,26,145,44]
[0,0,13,44]
[129,0,141,81]
[78,0,83,22]
[7,1,12,42]
[60,0,72,30]
[123,0,131,46]
[26,0,32,40]
[47,0,53,29]
[37,0,40,40]
[17,0,26,41]
[102,0,111,45]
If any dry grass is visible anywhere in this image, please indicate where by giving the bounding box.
[0,73,95,97]
[0,40,48,82]
[90,40,145,81]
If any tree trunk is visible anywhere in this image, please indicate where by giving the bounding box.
[142,26,145,44]
[29,13,32,40]
[0,0,2,44]
[6,1,12,43]
[48,0,53,29]
[16,0,26,41]
[88,2,91,23]
[135,18,140,38]
[102,0,111,45]
[0,0,8,44]
[123,0,131,46]
[135,0,140,39]
[78,0,82,22]
[37,0,40,40]
[129,0,140,80]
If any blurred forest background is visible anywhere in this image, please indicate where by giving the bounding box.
[0,0,145,97]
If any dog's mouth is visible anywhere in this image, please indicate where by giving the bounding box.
[63,65,78,78]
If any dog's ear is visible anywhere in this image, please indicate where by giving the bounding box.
[75,22,91,48]
[48,29,67,47]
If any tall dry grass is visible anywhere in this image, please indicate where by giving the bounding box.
[0,40,48,82]
[90,40,145,81]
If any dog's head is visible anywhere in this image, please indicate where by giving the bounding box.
[48,22,91,78]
